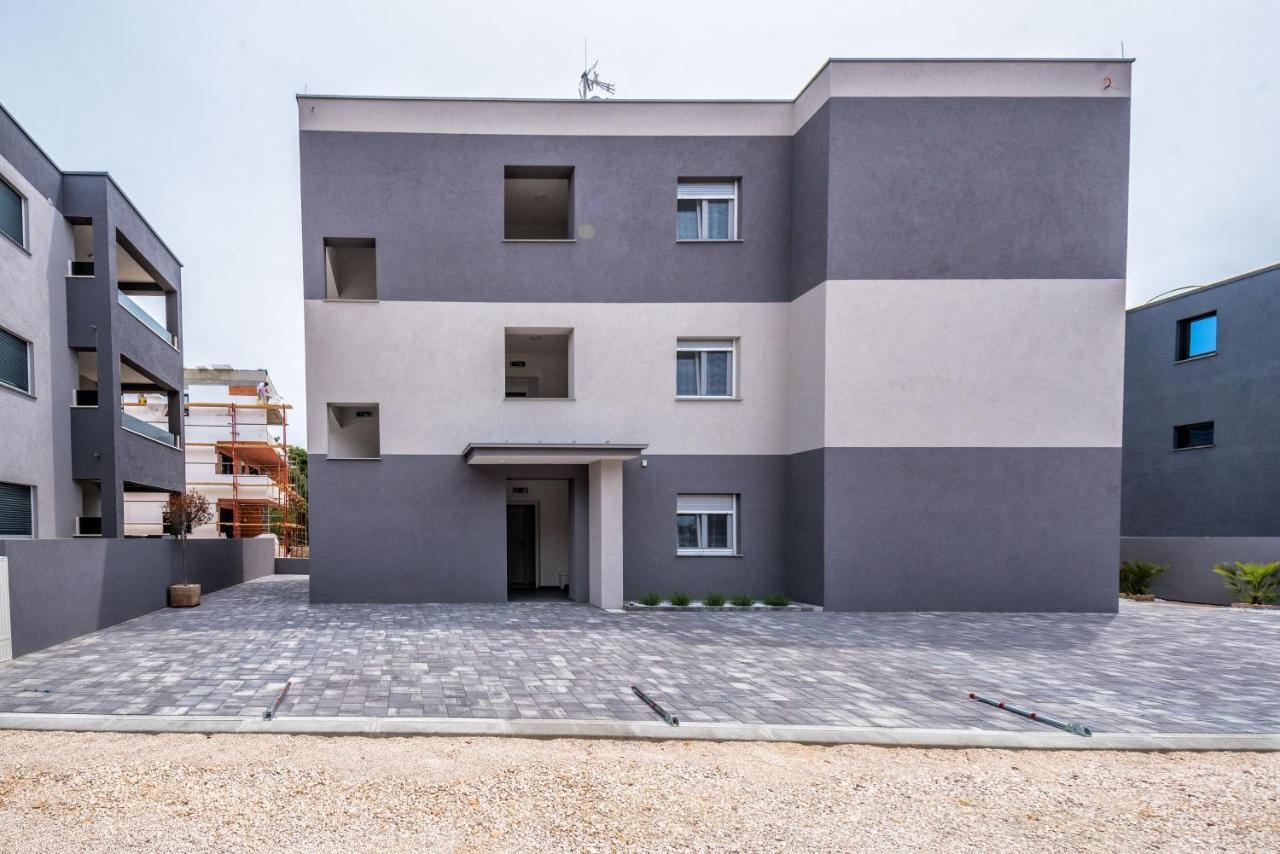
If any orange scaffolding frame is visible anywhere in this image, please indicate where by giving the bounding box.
[182,400,307,556]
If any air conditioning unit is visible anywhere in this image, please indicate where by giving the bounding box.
[73,389,99,407]
[68,260,95,277]
[75,516,103,537]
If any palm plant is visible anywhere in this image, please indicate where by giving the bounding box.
[1212,561,1280,605]
[1119,561,1167,596]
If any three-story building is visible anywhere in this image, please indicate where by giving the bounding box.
[299,58,1132,611]
[1,101,184,543]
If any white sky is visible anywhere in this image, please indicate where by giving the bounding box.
[1,0,1276,445]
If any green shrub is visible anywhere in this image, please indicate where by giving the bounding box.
[1213,561,1280,604]
[730,595,756,607]
[669,591,692,607]
[1119,560,1167,596]
[762,594,791,607]
[637,593,662,607]
[702,592,726,607]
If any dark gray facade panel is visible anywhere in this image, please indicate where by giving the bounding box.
[117,424,184,492]
[1122,267,1280,536]
[0,538,273,658]
[822,447,1121,612]
[620,455,788,599]
[0,103,61,202]
[789,105,830,298]
[299,131,793,303]
[784,448,825,605]
[823,97,1130,282]
[115,301,184,391]
[308,454,509,603]
[1120,536,1280,606]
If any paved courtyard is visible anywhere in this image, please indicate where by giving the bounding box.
[0,576,1276,733]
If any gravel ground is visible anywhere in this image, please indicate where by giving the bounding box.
[0,732,1276,853]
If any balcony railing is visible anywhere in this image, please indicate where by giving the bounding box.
[117,291,177,347]
[121,409,179,447]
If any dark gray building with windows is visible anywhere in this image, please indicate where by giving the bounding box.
[0,100,184,542]
[1121,263,1280,602]
[301,58,1133,612]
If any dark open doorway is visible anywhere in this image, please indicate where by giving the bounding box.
[506,504,537,589]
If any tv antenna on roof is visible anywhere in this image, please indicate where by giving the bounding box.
[579,41,616,100]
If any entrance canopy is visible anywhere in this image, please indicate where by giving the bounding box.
[463,442,647,466]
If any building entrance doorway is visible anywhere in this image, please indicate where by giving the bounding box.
[506,503,537,589]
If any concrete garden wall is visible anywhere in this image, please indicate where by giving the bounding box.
[0,537,274,657]
[1120,537,1280,605]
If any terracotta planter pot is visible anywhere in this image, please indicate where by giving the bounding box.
[1230,602,1280,610]
[168,583,201,608]
[1123,593,1156,602]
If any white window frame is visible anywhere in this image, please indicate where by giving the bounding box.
[677,181,738,241]
[0,174,26,250]
[676,338,737,399]
[676,494,738,556]
[0,325,33,397]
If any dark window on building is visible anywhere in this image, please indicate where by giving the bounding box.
[1177,312,1217,360]
[1173,421,1214,450]
[0,481,34,537]
[0,176,24,248]
[0,326,31,394]
[504,166,573,239]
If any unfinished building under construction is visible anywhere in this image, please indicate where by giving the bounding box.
[123,367,307,555]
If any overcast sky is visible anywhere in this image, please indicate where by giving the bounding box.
[2,1,1276,445]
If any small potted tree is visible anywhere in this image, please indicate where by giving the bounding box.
[1213,561,1280,609]
[1119,560,1167,601]
[164,490,213,607]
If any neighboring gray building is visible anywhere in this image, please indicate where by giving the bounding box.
[1121,264,1280,603]
[299,58,1133,611]
[0,101,184,542]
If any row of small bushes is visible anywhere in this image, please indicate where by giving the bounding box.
[1121,560,1280,604]
[636,592,792,608]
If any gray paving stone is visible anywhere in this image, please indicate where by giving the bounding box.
[0,577,1277,733]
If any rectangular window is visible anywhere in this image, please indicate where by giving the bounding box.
[0,176,24,248]
[0,481,34,538]
[1177,312,1217,361]
[677,181,738,240]
[676,494,737,556]
[677,339,735,398]
[0,326,32,394]
[1173,421,1214,450]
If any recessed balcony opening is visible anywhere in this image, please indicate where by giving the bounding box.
[75,480,102,536]
[116,233,177,346]
[324,237,377,300]
[69,222,95,276]
[122,483,172,538]
[327,403,380,459]
[504,166,573,240]
[505,328,572,399]
[74,351,99,407]
[119,357,180,447]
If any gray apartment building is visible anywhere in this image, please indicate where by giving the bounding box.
[299,58,1133,612]
[0,101,184,542]
[1121,263,1280,602]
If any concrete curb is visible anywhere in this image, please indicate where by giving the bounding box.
[0,713,1277,751]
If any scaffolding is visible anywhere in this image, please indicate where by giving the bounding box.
[183,400,308,556]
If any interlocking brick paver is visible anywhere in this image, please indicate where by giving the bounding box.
[0,576,1276,733]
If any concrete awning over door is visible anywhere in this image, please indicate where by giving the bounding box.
[462,443,647,466]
